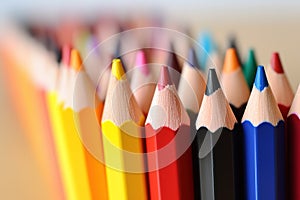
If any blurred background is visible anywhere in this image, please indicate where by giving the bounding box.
[1,0,300,199]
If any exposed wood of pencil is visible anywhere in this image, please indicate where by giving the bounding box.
[242,86,283,125]
[222,67,250,108]
[102,73,144,126]
[178,62,206,113]
[147,84,189,130]
[267,66,294,107]
[196,88,236,132]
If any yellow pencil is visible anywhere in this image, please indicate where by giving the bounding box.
[47,46,91,200]
[101,58,148,200]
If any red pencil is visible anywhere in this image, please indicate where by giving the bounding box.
[287,84,300,200]
[267,52,294,120]
[146,66,194,200]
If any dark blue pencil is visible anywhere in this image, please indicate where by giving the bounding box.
[242,65,285,200]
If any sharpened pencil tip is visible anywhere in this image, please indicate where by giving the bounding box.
[223,48,239,73]
[245,49,257,67]
[254,65,269,91]
[70,49,83,71]
[270,52,284,74]
[62,45,71,66]
[205,68,221,95]
[158,66,172,90]
[135,50,149,75]
[187,47,199,68]
[112,58,125,80]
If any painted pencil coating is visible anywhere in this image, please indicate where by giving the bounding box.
[243,121,285,199]
[287,84,300,200]
[197,127,236,200]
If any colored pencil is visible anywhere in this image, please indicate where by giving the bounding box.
[242,65,285,200]
[221,48,250,199]
[222,48,250,121]
[131,50,158,115]
[196,68,237,200]
[197,31,220,72]
[178,47,206,200]
[71,50,108,200]
[227,34,242,65]
[146,66,194,200]
[243,48,258,88]
[267,52,294,120]
[51,46,92,200]
[101,58,148,200]
[287,84,300,200]
[46,45,72,199]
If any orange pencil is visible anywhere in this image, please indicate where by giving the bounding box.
[71,50,108,200]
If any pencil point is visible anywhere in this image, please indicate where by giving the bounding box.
[70,49,83,71]
[62,45,71,66]
[205,68,221,95]
[187,47,199,68]
[158,66,172,90]
[135,50,149,75]
[254,66,269,91]
[167,43,181,72]
[227,34,242,65]
[243,48,258,87]
[112,58,125,80]
[223,48,239,73]
[270,52,284,73]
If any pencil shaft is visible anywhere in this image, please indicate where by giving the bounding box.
[102,121,147,200]
[287,114,300,199]
[243,121,285,200]
[230,103,247,199]
[189,110,201,200]
[60,108,92,200]
[197,127,236,200]
[146,125,194,200]
[75,107,108,200]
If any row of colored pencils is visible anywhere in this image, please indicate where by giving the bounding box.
[0,21,299,200]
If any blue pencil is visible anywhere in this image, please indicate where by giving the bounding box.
[242,65,285,200]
